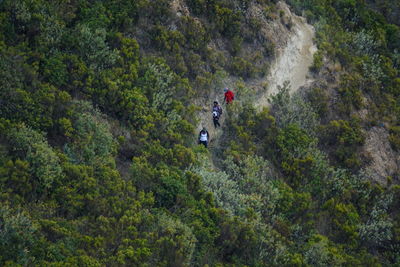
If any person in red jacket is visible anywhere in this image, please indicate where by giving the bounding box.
[224,88,235,104]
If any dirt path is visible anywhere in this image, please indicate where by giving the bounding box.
[255,3,317,108]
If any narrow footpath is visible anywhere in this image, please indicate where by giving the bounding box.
[197,2,317,166]
[255,3,317,109]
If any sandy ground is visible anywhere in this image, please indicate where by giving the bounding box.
[255,3,317,108]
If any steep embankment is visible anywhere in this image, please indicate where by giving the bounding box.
[255,2,317,108]
[197,1,316,151]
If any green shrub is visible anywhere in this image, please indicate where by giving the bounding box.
[389,125,400,151]
[359,193,394,248]
[186,0,207,16]
[307,87,329,117]
[64,103,116,166]
[75,24,119,70]
[7,124,63,194]
[230,35,243,55]
[191,157,245,215]
[277,124,316,160]
[231,56,256,78]
[147,0,174,24]
[103,0,143,30]
[337,74,364,113]
[322,199,360,246]
[311,50,324,72]
[156,173,188,209]
[0,159,31,200]
[269,81,319,133]
[179,16,209,52]
[214,5,241,38]
[0,205,38,266]
[320,119,365,169]
[304,234,346,267]
[76,2,110,29]
[42,53,68,87]
[351,30,379,57]
[152,213,197,266]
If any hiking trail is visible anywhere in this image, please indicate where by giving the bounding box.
[196,2,317,167]
[255,3,317,109]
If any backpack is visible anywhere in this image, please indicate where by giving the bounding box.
[213,105,222,114]
[199,131,208,141]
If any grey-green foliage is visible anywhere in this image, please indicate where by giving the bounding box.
[7,124,63,190]
[314,17,329,34]
[359,193,394,247]
[362,55,385,84]
[8,125,45,155]
[10,1,65,52]
[351,30,379,57]
[222,155,281,218]
[39,14,65,51]
[211,70,229,92]
[301,146,334,195]
[190,153,290,264]
[0,205,37,265]
[352,30,385,84]
[0,52,24,117]
[325,168,351,198]
[191,154,280,218]
[269,81,319,134]
[145,63,175,111]
[305,235,346,267]
[325,168,375,205]
[153,212,197,266]
[143,63,184,127]
[190,155,246,215]
[352,30,379,57]
[13,1,31,23]
[393,49,400,68]
[248,219,291,265]
[76,24,119,70]
[64,102,116,166]
[348,169,373,200]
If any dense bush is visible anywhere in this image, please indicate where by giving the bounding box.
[389,125,400,150]
[269,81,319,133]
[0,205,38,265]
[64,102,116,166]
[0,0,399,265]
[320,118,365,169]
[5,124,63,197]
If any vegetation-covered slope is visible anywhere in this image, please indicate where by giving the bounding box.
[0,0,399,266]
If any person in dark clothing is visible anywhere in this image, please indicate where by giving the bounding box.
[213,101,223,115]
[213,111,220,128]
[212,101,222,128]
[198,127,209,148]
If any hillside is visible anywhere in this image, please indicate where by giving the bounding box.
[0,0,400,266]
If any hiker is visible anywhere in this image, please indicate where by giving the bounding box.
[198,127,209,148]
[212,101,222,128]
[212,101,223,115]
[224,87,235,104]
[213,110,220,128]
